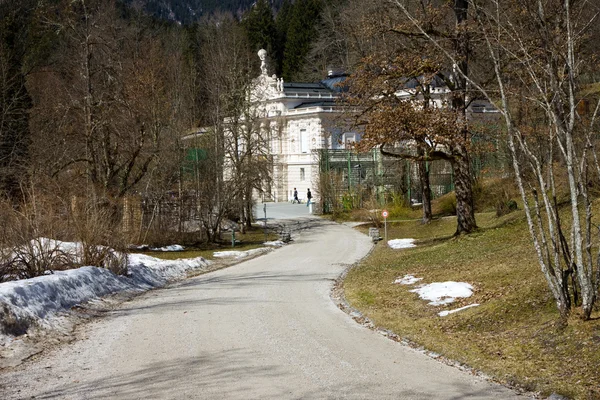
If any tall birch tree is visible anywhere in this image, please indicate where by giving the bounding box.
[392,0,600,320]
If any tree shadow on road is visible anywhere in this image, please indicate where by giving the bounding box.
[21,346,516,400]
[179,270,334,289]
[22,348,289,399]
[109,296,263,317]
[104,269,334,318]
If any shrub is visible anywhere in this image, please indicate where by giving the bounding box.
[341,193,355,211]
[474,177,519,213]
[385,191,417,219]
[70,199,129,276]
[434,192,457,215]
[0,194,73,281]
[0,191,132,282]
[496,198,518,217]
[351,198,383,226]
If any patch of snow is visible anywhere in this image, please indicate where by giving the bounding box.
[127,254,208,288]
[9,238,83,263]
[150,245,184,252]
[213,247,271,259]
[129,244,185,252]
[410,281,474,306]
[129,244,149,251]
[263,240,285,247]
[438,303,480,317]
[394,275,423,285]
[387,238,416,249]
[38,238,82,256]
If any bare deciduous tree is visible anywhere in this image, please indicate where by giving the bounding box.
[342,0,478,231]
[395,0,600,320]
[0,2,34,199]
[29,0,176,203]
[468,0,600,321]
[197,13,274,234]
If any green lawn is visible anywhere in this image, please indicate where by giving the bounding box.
[136,228,279,261]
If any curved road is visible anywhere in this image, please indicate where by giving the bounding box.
[1,216,523,399]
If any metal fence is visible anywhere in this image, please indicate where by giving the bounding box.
[122,193,207,242]
[316,146,510,213]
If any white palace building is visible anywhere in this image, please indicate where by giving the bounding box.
[198,49,498,206]
[250,49,359,203]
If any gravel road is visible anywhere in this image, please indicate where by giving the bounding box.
[1,217,524,399]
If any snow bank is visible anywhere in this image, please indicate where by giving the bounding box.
[263,240,285,247]
[128,244,185,252]
[394,275,423,285]
[0,267,133,326]
[127,254,209,288]
[438,304,480,317]
[410,281,474,306]
[150,245,184,252]
[387,239,416,249]
[0,252,210,343]
[213,247,271,259]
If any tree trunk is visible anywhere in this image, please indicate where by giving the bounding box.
[451,144,476,235]
[245,192,253,229]
[417,147,432,224]
[450,0,475,235]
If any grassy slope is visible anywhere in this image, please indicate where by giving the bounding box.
[344,211,600,399]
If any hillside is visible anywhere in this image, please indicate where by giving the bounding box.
[125,0,285,24]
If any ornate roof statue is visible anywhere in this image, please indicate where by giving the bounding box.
[258,49,268,76]
[251,49,285,102]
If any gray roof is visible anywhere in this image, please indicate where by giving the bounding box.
[283,82,333,95]
[293,101,338,109]
[320,76,349,93]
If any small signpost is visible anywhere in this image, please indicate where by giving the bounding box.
[263,203,268,242]
[382,209,388,242]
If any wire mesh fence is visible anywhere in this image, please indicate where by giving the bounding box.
[315,146,510,213]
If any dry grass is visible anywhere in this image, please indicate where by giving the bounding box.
[346,211,600,399]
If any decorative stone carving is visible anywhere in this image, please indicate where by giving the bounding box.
[258,49,268,76]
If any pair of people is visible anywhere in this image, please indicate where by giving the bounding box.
[292,188,312,206]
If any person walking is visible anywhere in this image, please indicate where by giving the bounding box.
[306,188,312,207]
[293,188,299,204]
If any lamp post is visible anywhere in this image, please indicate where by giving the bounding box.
[354,164,362,208]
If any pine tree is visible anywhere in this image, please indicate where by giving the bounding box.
[0,0,37,199]
[273,0,292,76]
[281,0,322,81]
[242,0,276,61]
